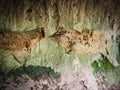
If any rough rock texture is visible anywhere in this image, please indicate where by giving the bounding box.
[0,63,120,90]
[50,27,108,56]
[0,0,120,90]
[0,0,119,66]
[0,28,45,63]
[0,0,119,33]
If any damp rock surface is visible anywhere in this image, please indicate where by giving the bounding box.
[0,66,120,90]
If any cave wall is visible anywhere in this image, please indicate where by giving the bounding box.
[0,0,120,70]
[0,0,120,33]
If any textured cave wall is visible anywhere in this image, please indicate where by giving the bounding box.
[0,0,120,32]
[0,0,120,71]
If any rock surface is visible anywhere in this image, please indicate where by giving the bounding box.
[50,27,108,56]
[0,65,120,90]
[0,0,119,67]
[0,28,45,63]
[0,0,120,90]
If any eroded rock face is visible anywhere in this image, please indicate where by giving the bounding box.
[50,27,108,56]
[0,66,119,90]
[0,28,45,63]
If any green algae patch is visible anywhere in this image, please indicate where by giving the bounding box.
[0,65,60,84]
[91,60,100,73]
[9,65,60,79]
[91,54,120,84]
[92,54,115,73]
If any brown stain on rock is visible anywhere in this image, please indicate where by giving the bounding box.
[0,28,45,63]
[50,27,108,56]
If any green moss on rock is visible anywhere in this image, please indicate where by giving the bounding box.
[91,53,120,83]
[9,65,60,79]
[92,54,115,73]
